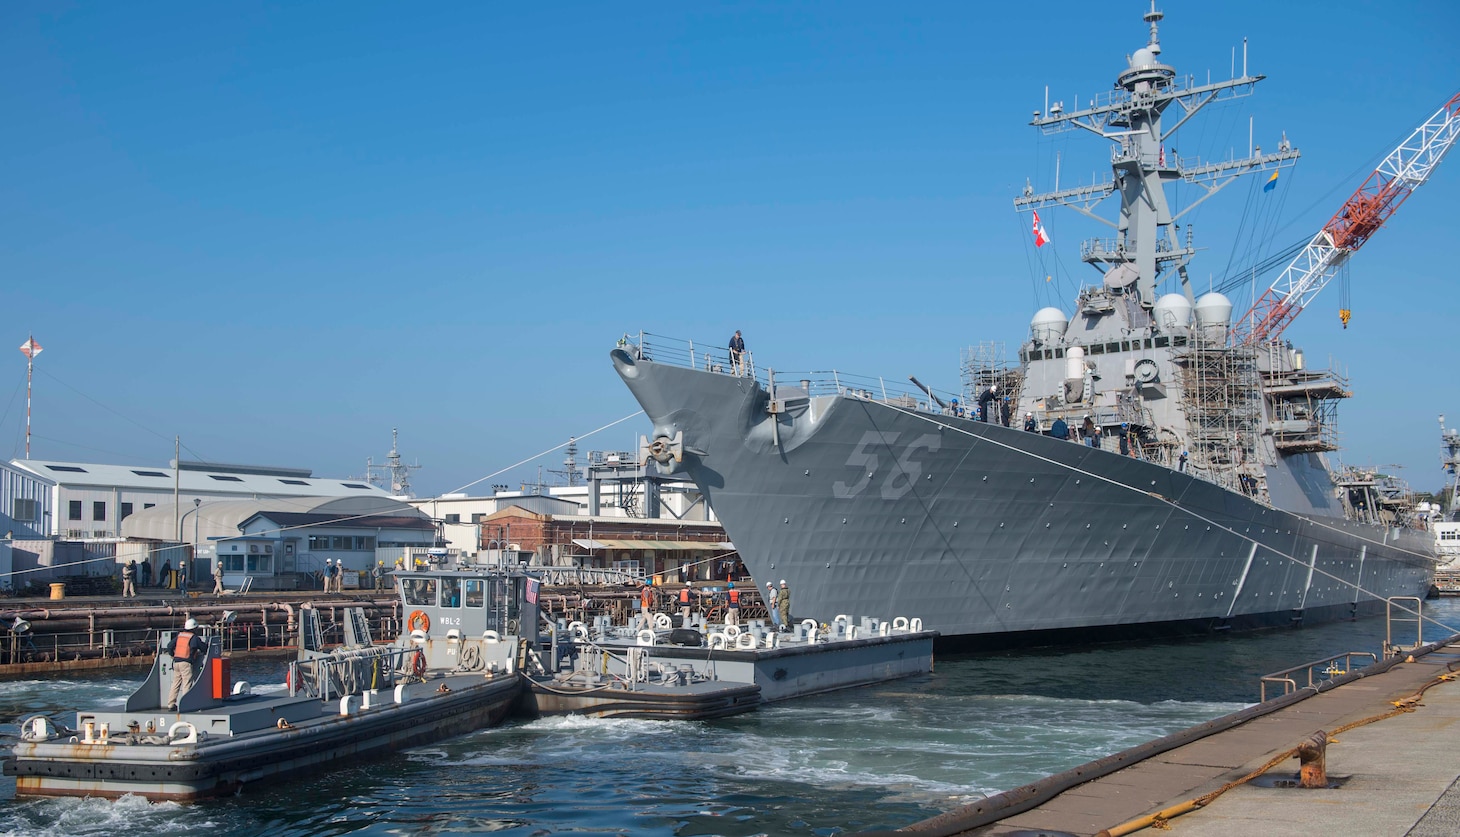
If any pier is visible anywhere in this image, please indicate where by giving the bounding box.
[875,633,1460,837]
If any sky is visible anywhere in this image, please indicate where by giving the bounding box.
[2,1,1457,498]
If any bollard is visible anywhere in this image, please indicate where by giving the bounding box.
[1297,730,1328,788]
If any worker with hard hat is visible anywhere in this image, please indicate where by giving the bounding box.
[166,617,208,712]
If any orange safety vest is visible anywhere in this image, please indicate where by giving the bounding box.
[641,587,653,609]
[679,588,690,604]
[173,630,197,661]
[728,588,740,606]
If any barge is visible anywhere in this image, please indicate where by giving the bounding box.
[4,566,539,800]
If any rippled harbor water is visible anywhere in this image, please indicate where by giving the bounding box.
[2,600,1456,836]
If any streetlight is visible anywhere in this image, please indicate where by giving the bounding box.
[192,498,200,588]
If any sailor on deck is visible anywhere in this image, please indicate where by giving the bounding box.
[728,330,747,376]
[167,618,208,712]
[725,582,740,627]
[977,385,999,423]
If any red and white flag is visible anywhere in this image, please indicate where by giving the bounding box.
[18,336,42,359]
[1032,211,1051,248]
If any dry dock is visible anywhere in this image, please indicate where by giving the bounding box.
[872,634,1460,837]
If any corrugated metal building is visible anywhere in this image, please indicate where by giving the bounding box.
[10,458,391,539]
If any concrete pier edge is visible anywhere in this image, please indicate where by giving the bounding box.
[857,631,1460,837]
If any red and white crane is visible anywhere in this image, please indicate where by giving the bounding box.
[1235,90,1460,346]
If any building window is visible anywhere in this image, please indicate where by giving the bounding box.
[93,501,106,521]
[144,503,156,510]
[209,475,244,482]
[12,498,37,523]
[68,500,82,521]
[445,514,461,524]
[120,502,134,521]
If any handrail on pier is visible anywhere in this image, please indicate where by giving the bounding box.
[1259,650,1379,702]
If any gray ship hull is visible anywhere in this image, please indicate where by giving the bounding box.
[612,350,1434,648]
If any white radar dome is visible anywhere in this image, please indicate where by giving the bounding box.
[1194,292,1233,342]
[1130,47,1156,69]
[1030,307,1069,345]
[1152,293,1193,336]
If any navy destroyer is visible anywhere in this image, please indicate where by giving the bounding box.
[611,7,1447,648]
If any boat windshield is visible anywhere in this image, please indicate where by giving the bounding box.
[440,578,462,608]
[465,579,484,608]
[402,577,437,607]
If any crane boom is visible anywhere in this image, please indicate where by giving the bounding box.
[1235,90,1460,346]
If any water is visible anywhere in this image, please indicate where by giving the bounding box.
[1,600,1455,836]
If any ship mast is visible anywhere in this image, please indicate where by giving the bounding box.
[1014,3,1300,308]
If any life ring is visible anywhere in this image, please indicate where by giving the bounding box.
[411,649,427,677]
[407,610,431,634]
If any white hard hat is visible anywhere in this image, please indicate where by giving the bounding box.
[184,618,198,630]
[780,579,787,586]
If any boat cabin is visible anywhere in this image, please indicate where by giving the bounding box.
[396,567,542,642]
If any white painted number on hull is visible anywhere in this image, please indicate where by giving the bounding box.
[832,431,942,500]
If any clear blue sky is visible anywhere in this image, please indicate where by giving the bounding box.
[2,2,1457,497]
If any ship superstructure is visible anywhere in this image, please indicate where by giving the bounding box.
[609,8,1439,647]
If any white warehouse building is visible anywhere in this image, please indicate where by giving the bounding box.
[10,458,392,539]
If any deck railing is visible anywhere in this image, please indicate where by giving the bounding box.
[622,331,954,413]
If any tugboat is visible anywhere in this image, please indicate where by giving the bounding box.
[4,565,538,800]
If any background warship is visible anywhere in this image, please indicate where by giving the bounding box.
[612,7,1447,648]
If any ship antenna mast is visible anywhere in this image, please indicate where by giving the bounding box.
[366,428,422,497]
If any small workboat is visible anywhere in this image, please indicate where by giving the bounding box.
[5,566,539,800]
